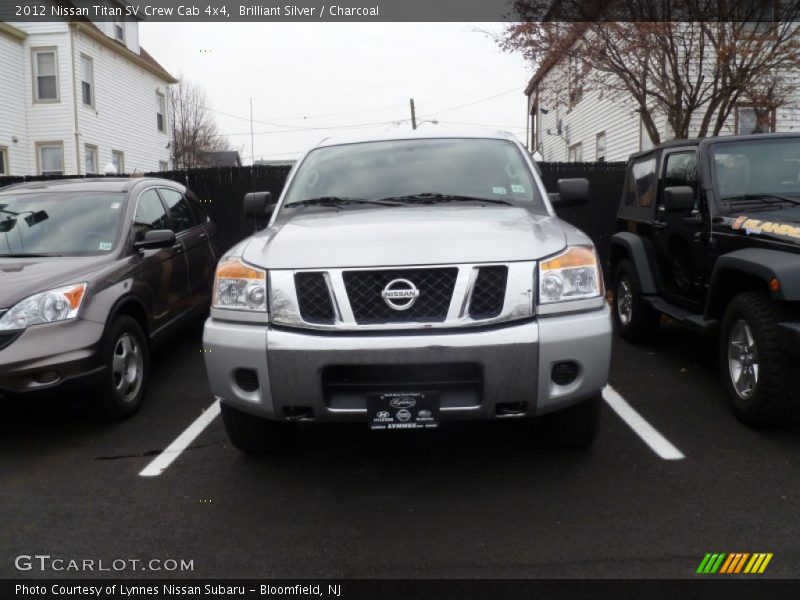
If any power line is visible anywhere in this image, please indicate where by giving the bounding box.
[419,87,523,118]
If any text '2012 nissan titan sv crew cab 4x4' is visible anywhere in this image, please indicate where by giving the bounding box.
[203,131,612,453]
[610,133,800,427]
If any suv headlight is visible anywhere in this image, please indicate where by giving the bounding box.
[0,283,87,331]
[212,257,267,312]
[538,246,603,305]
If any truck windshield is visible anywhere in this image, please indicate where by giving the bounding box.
[0,192,125,257]
[713,138,800,203]
[282,138,544,210]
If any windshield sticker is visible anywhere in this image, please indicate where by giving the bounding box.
[99,242,113,251]
[732,215,800,240]
[110,203,121,210]
[511,184,525,194]
[492,186,507,195]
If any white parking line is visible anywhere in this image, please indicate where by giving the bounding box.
[602,385,685,461]
[139,400,221,477]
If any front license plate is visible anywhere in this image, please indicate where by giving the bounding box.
[367,391,440,430]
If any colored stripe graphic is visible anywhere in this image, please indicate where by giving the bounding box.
[698,553,773,574]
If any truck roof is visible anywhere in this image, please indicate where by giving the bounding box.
[628,132,800,161]
[314,129,521,149]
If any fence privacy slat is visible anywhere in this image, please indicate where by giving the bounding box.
[0,162,625,276]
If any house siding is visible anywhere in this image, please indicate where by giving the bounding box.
[0,28,30,175]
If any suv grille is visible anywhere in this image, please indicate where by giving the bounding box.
[295,272,336,324]
[343,268,458,324]
[469,266,508,319]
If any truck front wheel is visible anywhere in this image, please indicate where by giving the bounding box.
[720,292,794,427]
[221,403,294,454]
[612,259,660,342]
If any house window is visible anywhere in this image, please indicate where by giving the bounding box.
[596,132,606,162]
[80,55,94,107]
[156,92,166,132]
[159,160,169,171]
[114,19,125,42]
[736,105,775,134]
[568,142,583,162]
[85,145,98,174]
[0,147,8,175]
[33,48,58,102]
[111,150,125,174]
[742,2,776,34]
[37,143,64,176]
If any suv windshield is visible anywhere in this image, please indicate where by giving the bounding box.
[282,138,544,210]
[0,192,125,257]
[713,137,800,204]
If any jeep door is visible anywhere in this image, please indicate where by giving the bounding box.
[653,149,709,309]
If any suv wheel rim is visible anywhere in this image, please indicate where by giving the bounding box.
[617,278,633,326]
[112,333,143,403]
[728,319,759,400]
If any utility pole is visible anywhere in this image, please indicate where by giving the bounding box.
[249,97,255,165]
[409,98,417,130]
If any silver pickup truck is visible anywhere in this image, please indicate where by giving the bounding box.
[203,131,612,453]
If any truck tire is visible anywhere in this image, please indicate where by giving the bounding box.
[221,402,293,454]
[720,292,792,427]
[537,394,601,449]
[613,259,660,342]
[89,315,149,421]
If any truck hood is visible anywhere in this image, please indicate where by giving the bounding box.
[0,256,109,310]
[242,205,567,269]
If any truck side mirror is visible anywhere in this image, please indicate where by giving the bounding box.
[663,186,695,212]
[244,191,276,219]
[551,178,590,207]
[134,229,176,251]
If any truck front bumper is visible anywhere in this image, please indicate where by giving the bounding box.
[203,306,612,422]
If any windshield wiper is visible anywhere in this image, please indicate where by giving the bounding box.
[377,193,512,206]
[285,196,401,209]
[724,193,800,206]
[0,253,60,258]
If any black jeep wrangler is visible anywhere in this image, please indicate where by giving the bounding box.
[610,133,800,427]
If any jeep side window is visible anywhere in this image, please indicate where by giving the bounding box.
[624,156,657,208]
[661,151,699,210]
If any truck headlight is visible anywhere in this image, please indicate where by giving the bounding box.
[212,257,267,312]
[538,246,602,305]
[0,283,87,331]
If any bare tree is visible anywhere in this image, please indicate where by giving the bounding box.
[169,76,232,169]
[500,0,800,144]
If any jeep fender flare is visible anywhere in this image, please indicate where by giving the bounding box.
[706,248,800,318]
[609,232,658,294]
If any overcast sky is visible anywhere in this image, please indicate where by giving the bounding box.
[139,23,533,163]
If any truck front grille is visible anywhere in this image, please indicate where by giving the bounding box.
[343,268,458,324]
[295,272,336,324]
[468,266,508,319]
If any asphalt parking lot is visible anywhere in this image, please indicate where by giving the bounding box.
[2,319,799,579]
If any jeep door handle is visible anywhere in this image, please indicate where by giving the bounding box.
[172,243,184,254]
[199,232,208,241]
[652,222,667,230]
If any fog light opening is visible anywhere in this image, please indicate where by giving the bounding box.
[551,361,579,386]
[234,368,259,392]
[34,371,60,385]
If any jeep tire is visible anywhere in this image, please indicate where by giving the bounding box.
[613,259,660,342]
[720,292,793,427]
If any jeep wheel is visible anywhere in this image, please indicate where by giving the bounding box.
[613,259,660,342]
[89,315,149,421]
[537,394,601,449]
[221,402,294,454]
[720,292,791,427]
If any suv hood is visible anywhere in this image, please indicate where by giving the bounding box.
[0,256,109,310]
[242,206,567,269]
[718,209,800,249]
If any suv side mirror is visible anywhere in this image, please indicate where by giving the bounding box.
[663,186,695,212]
[244,191,275,219]
[134,229,176,251]
[551,178,590,207]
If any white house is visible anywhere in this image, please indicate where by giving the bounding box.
[0,8,176,177]
[524,34,800,163]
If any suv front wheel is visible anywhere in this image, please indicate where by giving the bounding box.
[612,259,660,342]
[720,292,792,427]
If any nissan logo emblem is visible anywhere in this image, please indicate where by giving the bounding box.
[381,278,420,311]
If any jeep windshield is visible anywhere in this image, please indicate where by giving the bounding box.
[713,137,800,209]
[281,138,544,211]
[0,192,125,257]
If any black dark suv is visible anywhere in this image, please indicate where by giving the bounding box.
[610,133,800,427]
